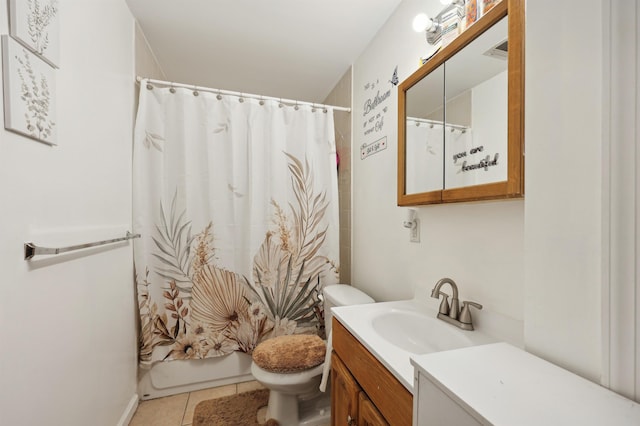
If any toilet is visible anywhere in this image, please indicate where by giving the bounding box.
[250,284,374,426]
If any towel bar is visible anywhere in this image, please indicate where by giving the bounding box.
[24,231,140,260]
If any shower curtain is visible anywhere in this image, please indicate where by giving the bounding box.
[133,85,339,367]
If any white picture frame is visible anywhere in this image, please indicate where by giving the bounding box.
[9,0,60,68]
[2,35,57,145]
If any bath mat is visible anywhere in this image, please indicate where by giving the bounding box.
[192,388,279,426]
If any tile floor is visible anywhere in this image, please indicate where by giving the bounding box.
[129,380,266,426]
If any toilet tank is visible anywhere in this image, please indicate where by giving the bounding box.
[323,284,374,334]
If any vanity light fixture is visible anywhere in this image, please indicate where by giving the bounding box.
[413,0,465,45]
[412,13,438,33]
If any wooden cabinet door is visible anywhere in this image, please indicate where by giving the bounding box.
[358,392,389,426]
[331,353,360,426]
[332,319,412,425]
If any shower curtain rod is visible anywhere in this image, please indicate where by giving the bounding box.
[407,116,468,132]
[136,77,352,113]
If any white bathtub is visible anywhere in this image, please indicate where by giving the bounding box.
[138,351,254,400]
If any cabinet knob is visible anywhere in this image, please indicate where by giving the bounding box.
[347,414,354,425]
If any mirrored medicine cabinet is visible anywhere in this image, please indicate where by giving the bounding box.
[397,0,524,206]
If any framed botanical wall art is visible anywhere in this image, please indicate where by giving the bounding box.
[2,35,57,145]
[9,0,60,68]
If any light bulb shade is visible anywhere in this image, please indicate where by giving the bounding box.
[412,13,432,32]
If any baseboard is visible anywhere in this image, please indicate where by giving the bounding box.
[117,393,139,426]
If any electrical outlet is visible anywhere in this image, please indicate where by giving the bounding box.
[410,219,420,243]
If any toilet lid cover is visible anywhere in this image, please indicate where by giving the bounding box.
[252,334,325,373]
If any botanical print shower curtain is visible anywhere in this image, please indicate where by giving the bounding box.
[133,86,339,367]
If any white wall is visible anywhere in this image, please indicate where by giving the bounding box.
[135,23,167,82]
[606,0,640,401]
[352,0,609,384]
[0,1,138,425]
[523,0,604,382]
[352,0,524,329]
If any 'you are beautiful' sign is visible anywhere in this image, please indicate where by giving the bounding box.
[446,138,506,189]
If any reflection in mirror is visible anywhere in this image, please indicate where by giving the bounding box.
[444,16,508,190]
[405,64,445,194]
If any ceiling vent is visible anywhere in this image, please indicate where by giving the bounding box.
[484,39,508,59]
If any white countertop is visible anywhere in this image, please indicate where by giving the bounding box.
[332,299,495,393]
[411,342,640,425]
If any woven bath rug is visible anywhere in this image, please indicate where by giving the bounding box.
[192,388,279,426]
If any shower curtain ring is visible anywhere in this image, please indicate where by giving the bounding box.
[169,83,176,94]
[294,101,299,111]
[216,90,222,100]
[239,93,244,103]
[259,96,265,106]
[311,103,316,113]
[192,86,199,96]
[278,98,284,108]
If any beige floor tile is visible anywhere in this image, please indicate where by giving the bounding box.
[181,383,237,425]
[237,380,266,393]
[129,393,189,426]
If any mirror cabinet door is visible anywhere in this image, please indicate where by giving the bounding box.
[405,64,445,195]
[444,16,508,191]
[397,0,523,206]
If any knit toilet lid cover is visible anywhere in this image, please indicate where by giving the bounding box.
[252,334,326,373]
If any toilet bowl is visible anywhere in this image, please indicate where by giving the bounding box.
[250,284,374,426]
[251,362,325,424]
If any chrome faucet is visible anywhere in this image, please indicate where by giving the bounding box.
[430,278,482,331]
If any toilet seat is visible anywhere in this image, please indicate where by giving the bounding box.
[251,361,325,386]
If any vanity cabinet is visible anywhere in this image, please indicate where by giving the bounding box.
[413,372,482,426]
[331,353,388,426]
[411,342,640,425]
[331,318,412,426]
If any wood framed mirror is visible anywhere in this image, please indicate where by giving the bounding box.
[397,0,524,206]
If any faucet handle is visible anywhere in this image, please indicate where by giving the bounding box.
[436,291,450,315]
[459,301,483,327]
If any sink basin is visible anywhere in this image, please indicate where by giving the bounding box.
[332,299,497,391]
[371,309,474,354]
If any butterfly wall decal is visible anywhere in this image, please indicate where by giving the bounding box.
[389,65,399,86]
